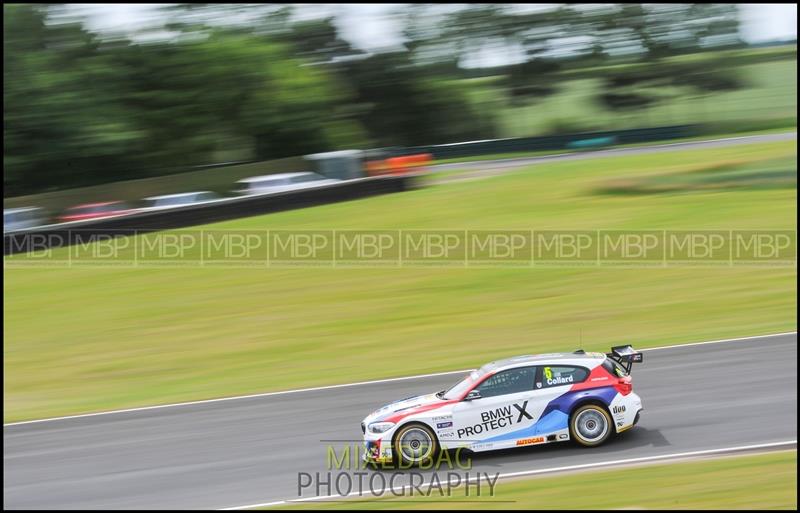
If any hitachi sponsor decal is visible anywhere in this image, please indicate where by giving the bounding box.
[456,401,533,439]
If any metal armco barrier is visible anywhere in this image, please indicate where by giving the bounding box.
[4,174,416,255]
[398,125,701,160]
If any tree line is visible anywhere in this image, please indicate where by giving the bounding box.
[4,4,744,196]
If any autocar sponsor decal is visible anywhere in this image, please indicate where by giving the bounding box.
[515,436,545,446]
[436,421,453,429]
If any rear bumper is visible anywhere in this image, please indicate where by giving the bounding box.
[614,392,642,433]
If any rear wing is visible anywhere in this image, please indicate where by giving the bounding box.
[607,345,643,374]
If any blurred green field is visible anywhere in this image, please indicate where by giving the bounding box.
[470,59,797,138]
[3,140,797,422]
[275,450,798,510]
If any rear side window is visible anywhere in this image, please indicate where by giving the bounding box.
[603,358,628,378]
[540,366,589,388]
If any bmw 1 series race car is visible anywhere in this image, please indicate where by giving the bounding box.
[361,346,643,465]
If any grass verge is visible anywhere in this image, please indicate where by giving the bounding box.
[3,140,796,422]
[273,450,798,510]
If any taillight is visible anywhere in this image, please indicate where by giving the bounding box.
[614,376,633,396]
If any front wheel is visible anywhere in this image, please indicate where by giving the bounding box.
[570,404,613,447]
[393,423,439,466]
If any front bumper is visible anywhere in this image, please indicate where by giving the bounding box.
[363,439,394,464]
[362,422,396,463]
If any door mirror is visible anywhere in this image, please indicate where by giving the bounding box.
[464,389,482,401]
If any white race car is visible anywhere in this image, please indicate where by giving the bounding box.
[361,346,643,465]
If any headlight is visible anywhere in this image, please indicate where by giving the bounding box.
[368,422,395,434]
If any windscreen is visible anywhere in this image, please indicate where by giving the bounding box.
[442,370,483,400]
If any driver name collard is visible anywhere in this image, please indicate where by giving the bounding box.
[545,367,573,386]
[456,400,533,439]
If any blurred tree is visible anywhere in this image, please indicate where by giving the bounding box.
[3,3,749,196]
[587,4,743,60]
[4,4,146,195]
[282,17,365,64]
[596,59,745,122]
[333,51,495,147]
[3,4,366,195]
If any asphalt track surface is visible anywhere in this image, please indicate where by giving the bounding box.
[3,333,797,509]
[427,131,797,184]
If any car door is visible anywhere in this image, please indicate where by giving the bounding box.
[450,366,540,451]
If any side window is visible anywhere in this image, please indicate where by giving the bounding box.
[540,366,589,388]
[476,367,536,398]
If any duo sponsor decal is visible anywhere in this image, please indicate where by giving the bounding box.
[613,405,626,414]
[515,436,545,446]
[456,400,533,439]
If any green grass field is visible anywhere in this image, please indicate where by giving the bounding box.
[470,59,797,138]
[274,450,798,510]
[3,140,796,422]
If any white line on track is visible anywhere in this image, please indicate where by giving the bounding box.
[219,440,798,510]
[3,331,796,427]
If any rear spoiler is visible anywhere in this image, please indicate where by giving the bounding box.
[607,345,643,374]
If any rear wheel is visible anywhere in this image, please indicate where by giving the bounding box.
[570,404,612,447]
[393,423,439,466]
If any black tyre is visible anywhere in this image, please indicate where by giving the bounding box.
[570,404,613,447]
[393,423,439,466]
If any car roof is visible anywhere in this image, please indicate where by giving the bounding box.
[144,191,212,201]
[237,172,315,183]
[483,351,607,372]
